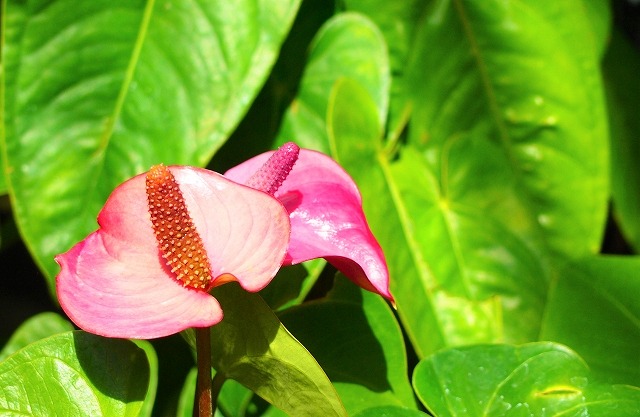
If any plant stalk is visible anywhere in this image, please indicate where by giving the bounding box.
[194,326,212,417]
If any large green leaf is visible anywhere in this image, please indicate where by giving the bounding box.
[0,312,74,361]
[605,30,640,252]
[406,0,608,257]
[413,343,640,417]
[0,331,154,417]
[1,0,301,293]
[329,78,546,356]
[540,255,640,387]
[328,0,610,358]
[183,282,348,417]
[275,12,389,153]
[279,275,417,415]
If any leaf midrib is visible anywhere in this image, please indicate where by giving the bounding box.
[79,0,156,223]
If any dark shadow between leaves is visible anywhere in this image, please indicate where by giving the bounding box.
[279,276,392,393]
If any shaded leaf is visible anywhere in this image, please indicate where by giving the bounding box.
[1,0,301,293]
[0,312,74,361]
[279,275,417,415]
[605,30,640,252]
[0,331,154,417]
[259,259,326,311]
[413,342,640,417]
[275,12,389,153]
[183,282,348,417]
[541,255,640,386]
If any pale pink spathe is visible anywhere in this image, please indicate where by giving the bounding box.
[56,167,291,339]
[226,149,393,301]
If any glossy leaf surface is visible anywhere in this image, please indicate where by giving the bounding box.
[1,0,301,293]
[328,0,609,358]
[0,331,154,417]
[275,12,389,153]
[541,256,640,386]
[413,343,640,417]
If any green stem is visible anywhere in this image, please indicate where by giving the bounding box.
[194,327,212,417]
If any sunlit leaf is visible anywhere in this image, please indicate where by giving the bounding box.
[1,0,301,294]
[352,405,430,417]
[0,331,154,417]
[406,0,609,257]
[329,0,610,358]
[541,255,640,387]
[275,12,389,153]
[413,343,640,417]
[329,77,545,357]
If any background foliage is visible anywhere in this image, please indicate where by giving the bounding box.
[1,0,639,416]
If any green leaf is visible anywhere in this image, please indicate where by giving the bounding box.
[541,255,640,387]
[0,312,74,361]
[1,0,301,294]
[279,275,417,415]
[341,0,426,138]
[406,0,608,257]
[413,342,640,417]
[176,368,197,417]
[329,1,610,359]
[605,30,640,252]
[259,259,326,311]
[352,406,430,417]
[329,77,546,356]
[183,282,348,417]
[275,12,389,153]
[0,331,154,417]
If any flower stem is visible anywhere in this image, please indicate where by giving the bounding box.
[194,326,212,417]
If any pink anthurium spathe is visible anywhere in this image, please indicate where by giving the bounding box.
[225,148,393,301]
[56,142,392,340]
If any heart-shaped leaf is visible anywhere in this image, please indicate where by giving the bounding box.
[183,282,348,417]
[1,0,301,294]
[0,331,155,417]
[413,342,640,417]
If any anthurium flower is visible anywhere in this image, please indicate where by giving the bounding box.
[225,148,392,301]
[56,143,391,340]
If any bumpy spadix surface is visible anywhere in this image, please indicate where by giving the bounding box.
[56,167,291,339]
[227,148,393,301]
[146,164,212,289]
